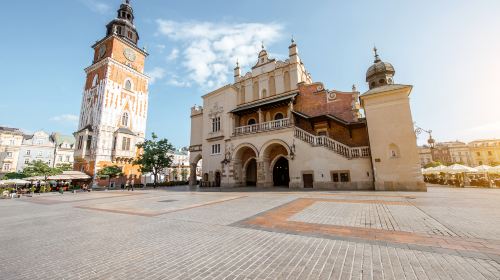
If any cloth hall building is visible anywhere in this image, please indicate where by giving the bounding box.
[189,42,426,191]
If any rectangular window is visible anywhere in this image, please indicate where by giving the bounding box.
[6,152,12,158]
[212,117,221,132]
[331,171,350,183]
[24,159,29,164]
[3,164,10,171]
[488,151,493,156]
[211,144,221,155]
[37,151,43,157]
[122,137,131,151]
[332,173,339,182]
[58,156,63,162]
[86,136,92,150]
[26,150,31,155]
[66,155,70,162]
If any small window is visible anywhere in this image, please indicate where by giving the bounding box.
[212,117,221,132]
[476,152,481,156]
[24,159,29,164]
[261,89,267,98]
[340,172,350,182]
[211,144,221,155]
[6,152,12,158]
[379,79,386,84]
[488,151,493,156]
[121,137,131,151]
[26,150,30,155]
[247,118,256,125]
[332,173,339,182]
[92,74,98,87]
[121,112,129,127]
[124,80,132,91]
[66,155,70,162]
[274,113,284,120]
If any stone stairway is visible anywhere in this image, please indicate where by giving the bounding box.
[293,127,370,159]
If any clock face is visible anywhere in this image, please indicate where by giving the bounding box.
[123,48,136,62]
[98,45,106,59]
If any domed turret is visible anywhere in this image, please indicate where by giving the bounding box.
[366,47,395,89]
[106,0,139,45]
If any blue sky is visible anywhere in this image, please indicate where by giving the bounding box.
[1,0,499,147]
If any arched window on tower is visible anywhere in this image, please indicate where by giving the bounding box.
[124,79,132,91]
[121,112,129,127]
[92,74,98,87]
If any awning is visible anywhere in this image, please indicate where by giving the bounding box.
[25,171,91,181]
[230,93,297,114]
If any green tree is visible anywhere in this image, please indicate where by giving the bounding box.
[57,163,73,171]
[423,161,443,169]
[3,172,26,180]
[97,165,123,187]
[134,133,174,188]
[23,160,62,181]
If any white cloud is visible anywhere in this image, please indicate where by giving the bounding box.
[156,20,284,89]
[80,0,111,15]
[50,114,79,124]
[167,48,179,61]
[146,67,166,84]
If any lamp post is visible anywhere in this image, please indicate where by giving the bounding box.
[415,125,435,149]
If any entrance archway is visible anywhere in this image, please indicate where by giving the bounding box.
[245,158,257,186]
[273,157,290,187]
[215,171,221,187]
[233,143,258,187]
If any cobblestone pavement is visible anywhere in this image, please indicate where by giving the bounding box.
[0,186,499,279]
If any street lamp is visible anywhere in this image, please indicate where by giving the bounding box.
[415,125,435,149]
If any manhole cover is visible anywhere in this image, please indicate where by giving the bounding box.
[158,200,177,203]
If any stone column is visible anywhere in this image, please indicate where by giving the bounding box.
[288,99,295,124]
[189,163,197,186]
[258,109,263,123]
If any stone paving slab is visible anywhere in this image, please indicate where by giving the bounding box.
[0,187,499,279]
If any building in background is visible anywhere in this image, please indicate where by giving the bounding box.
[418,139,499,167]
[73,1,149,187]
[17,131,56,171]
[52,133,76,167]
[469,139,500,166]
[0,127,24,176]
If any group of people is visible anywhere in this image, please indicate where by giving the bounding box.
[424,173,499,188]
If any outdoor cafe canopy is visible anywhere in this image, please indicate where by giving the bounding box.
[24,171,91,181]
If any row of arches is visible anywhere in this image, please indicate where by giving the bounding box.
[233,140,291,187]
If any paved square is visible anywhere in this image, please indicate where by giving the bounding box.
[0,187,499,279]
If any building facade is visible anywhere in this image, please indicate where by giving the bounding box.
[17,131,56,171]
[0,127,24,176]
[52,133,76,167]
[189,43,425,191]
[74,1,149,186]
[418,139,499,167]
[469,139,500,166]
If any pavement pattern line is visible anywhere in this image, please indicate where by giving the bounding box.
[233,198,500,259]
[74,195,247,217]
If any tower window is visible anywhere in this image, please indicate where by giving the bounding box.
[92,74,98,87]
[121,112,129,127]
[124,80,132,91]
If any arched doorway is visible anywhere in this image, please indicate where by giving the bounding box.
[245,158,257,186]
[273,157,290,187]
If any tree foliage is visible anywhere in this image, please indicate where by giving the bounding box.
[133,133,174,187]
[57,163,73,171]
[23,160,62,180]
[423,161,443,169]
[3,172,26,180]
[97,165,123,186]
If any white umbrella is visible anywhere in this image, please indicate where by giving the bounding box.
[475,165,492,172]
[489,165,500,174]
[444,164,477,174]
[0,179,30,185]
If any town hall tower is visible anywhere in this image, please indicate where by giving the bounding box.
[74,0,149,186]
